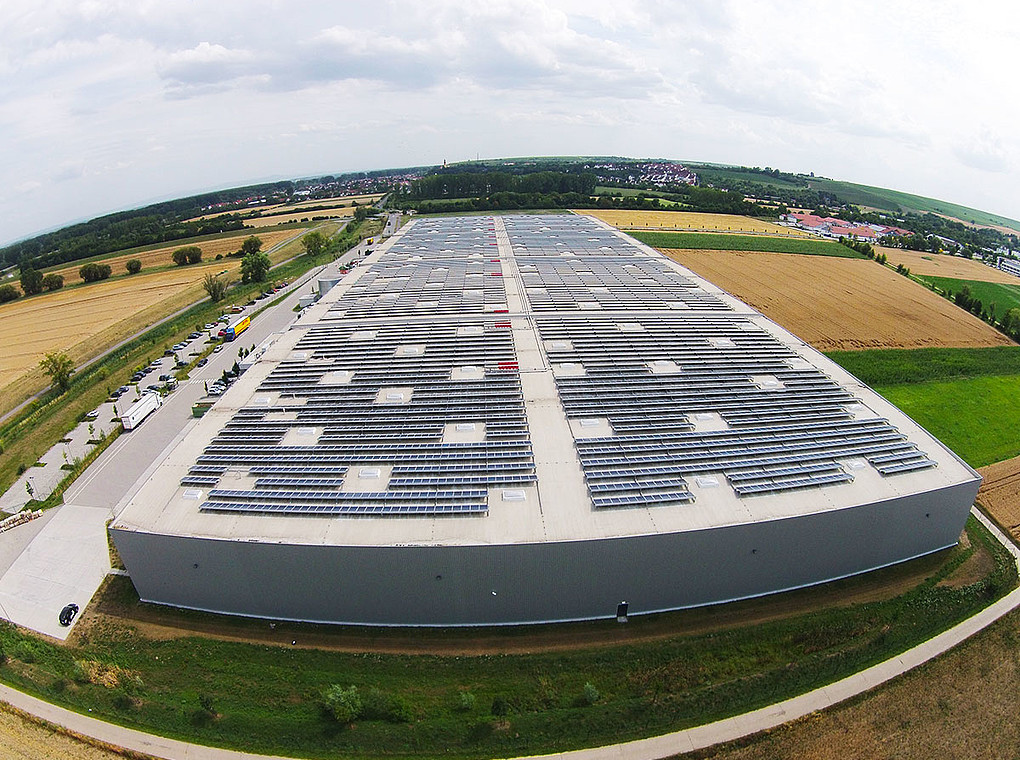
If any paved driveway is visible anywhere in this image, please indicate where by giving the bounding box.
[0,504,112,640]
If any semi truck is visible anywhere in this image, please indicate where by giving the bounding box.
[121,390,162,430]
[224,315,250,341]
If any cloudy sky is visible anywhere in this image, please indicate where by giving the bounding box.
[2,0,1018,246]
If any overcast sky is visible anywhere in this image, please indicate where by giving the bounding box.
[2,0,1018,246]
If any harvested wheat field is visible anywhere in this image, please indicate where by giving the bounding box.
[581,209,814,237]
[47,228,303,284]
[666,250,1011,351]
[243,208,353,227]
[186,194,383,222]
[879,247,1020,284]
[976,455,1020,540]
[0,267,216,390]
[0,704,135,760]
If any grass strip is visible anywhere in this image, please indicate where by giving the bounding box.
[629,231,857,256]
[0,517,1010,759]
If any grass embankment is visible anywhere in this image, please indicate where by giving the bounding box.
[919,276,1020,317]
[0,517,1011,759]
[0,220,367,498]
[826,346,1020,468]
[629,231,856,257]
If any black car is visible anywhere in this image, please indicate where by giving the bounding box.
[58,603,79,626]
[197,358,209,367]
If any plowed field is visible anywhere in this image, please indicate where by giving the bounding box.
[580,209,813,236]
[977,455,1020,539]
[879,247,1020,284]
[665,250,1011,351]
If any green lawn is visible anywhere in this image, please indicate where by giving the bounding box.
[919,276,1020,319]
[629,231,857,257]
[875,375,1020,468]
[0,517,1010,759]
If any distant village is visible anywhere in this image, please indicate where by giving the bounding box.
[781,212,912,242]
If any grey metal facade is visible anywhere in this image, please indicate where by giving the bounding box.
[111,478,978,626]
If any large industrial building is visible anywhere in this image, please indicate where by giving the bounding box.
[110,214,981,626]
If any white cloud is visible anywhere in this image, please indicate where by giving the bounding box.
[0,0,1018,245]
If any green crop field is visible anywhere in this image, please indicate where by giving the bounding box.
[919,276,1020,318]
[629,231,857,257]
[825,346,1020,387]
[877,375,1020,468]
[826,346,1020,468]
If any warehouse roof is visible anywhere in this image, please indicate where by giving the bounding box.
[112,213,978,547]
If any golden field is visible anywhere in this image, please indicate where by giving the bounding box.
[46,228,302,284]
[0,226,314,412]
[186,193,383,223]
[579,209,815,237]
[878,247,1020,284]
[243,208,354,228]
[665,249,1011,351]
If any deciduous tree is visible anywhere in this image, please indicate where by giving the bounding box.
[202,272,227,302]
[40,351,75,392]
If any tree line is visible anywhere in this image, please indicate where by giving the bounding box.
[1,181,296,269]
[404,171,597,200]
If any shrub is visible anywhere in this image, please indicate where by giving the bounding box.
[582,681,600,706]
[125,258,142,274]
[80,262,112,282]
[172,246,202,266]
[457,690,476,712]
[361,687,412,722]
[20,267,43,295]
[41,273,64,291]
[490,696,509,716]
[0,284,18,302]
[323,684,362,723]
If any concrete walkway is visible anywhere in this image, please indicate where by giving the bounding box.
[0,506,1016,759]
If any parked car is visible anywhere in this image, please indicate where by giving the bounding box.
[84,409,100,420]
[164,348,175,356]
[188,332,201,340]
[58,603,79,627]
[158,374,171,382]
[197,358,208,367]
[204,323,216,330]
[213,345,223,353]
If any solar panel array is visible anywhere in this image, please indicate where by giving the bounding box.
[179,212,936,521]
[187,317,534,516]
[504,215,728,312]
[325,216,507,318]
